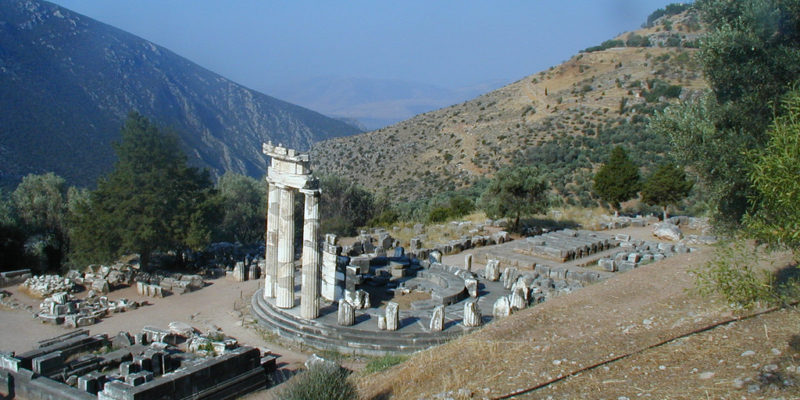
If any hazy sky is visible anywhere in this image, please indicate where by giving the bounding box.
[50,1,681,91]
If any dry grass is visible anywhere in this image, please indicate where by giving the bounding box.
[385,212,492,248]
[354,244,800,399]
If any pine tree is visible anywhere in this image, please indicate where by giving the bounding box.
[71,112,219,268]
[593,146,640,214]
[641,163,693,220]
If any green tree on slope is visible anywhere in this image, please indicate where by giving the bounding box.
[593,146,640,214]
[215,172,266,244]
[641,163,693,220]
[651,0,800,228]
[480,165,549,231]
[71,112,219,268]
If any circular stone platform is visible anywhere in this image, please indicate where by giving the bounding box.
[251,256,590,355]
[251,288,481,356]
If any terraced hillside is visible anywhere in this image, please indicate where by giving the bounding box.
[311,10,707,205]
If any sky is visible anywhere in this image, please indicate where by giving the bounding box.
[50,1,683,92]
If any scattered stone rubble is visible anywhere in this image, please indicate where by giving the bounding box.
[36,291,139,328]
[597,233,698,272]
[0,326,276,400]
[134,271,205,297]
[20,274,76,298]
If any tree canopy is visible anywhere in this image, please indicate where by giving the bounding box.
[641,163,693,220]
[593,146,640,213]
[318,175,375,236]
[651,0,800,228]
[215,172,266,244]
[744,89,800,256]
[480,165,549,231]
[71,112,219,268]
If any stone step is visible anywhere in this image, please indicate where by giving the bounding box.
[251,290,463,355]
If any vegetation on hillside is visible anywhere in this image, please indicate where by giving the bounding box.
[480,166,549,231]
[640,162,693,220]
[69,112,220,268]
[650,0,800,307]
[651,0,800,230]
[312,7,706,215]
[592,146,641,213]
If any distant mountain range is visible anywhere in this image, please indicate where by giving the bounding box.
[262,76,507,130]
[0,0,362,188]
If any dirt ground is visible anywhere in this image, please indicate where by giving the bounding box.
[3,224,798,399]
[356,228,800,400]
[0,276,310,372]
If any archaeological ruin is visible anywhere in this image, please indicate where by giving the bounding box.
[250,145,703,356]
[0,327,276,400]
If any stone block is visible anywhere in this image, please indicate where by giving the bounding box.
[429,305,444,332]
[385,302,399,331]
[463,301,482,327]
[337,301,355,326]
[501,266,519,290]
[618,261,637,272]
[377,316,386,330]
[510,287,527,310]
[464,278,478,298]
[32,351,63,375]
[598,258,616,272]
[493,296,511,318]
[484,259,500,281]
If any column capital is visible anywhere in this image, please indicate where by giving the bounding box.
[299,188,321,197]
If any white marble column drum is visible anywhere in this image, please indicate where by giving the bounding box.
[300,189,321,319]
[275,186,295,309]
[263,181,280,299]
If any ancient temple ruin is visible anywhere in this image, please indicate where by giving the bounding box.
[261,143,322,320]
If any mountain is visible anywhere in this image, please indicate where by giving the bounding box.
[311,9,707,205]
[262,76,507,130]
[0,0,362,188]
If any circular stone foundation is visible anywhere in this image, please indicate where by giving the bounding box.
[250,261,510,356]
[251,288,475,356]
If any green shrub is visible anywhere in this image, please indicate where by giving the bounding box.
[626,33,651,47]
[665,35,681,47]
[280,363,357,400]
[693,242,799,310]
[582,39,624,53]
[363,354,408,374]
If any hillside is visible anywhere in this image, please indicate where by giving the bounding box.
[0,0,362,187]
[311,10,706,205]
[355,240,800,399]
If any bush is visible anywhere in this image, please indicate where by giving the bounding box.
[626,33,651,47]
[280,363,357,400]
[363,354,408,374]
[642,81,682,102]
[693,242,799,310]
[582,39,624,53]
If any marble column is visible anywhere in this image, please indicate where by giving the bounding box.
[300,189,321,319]
[263,182,280,299]
[276,186,295,309]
